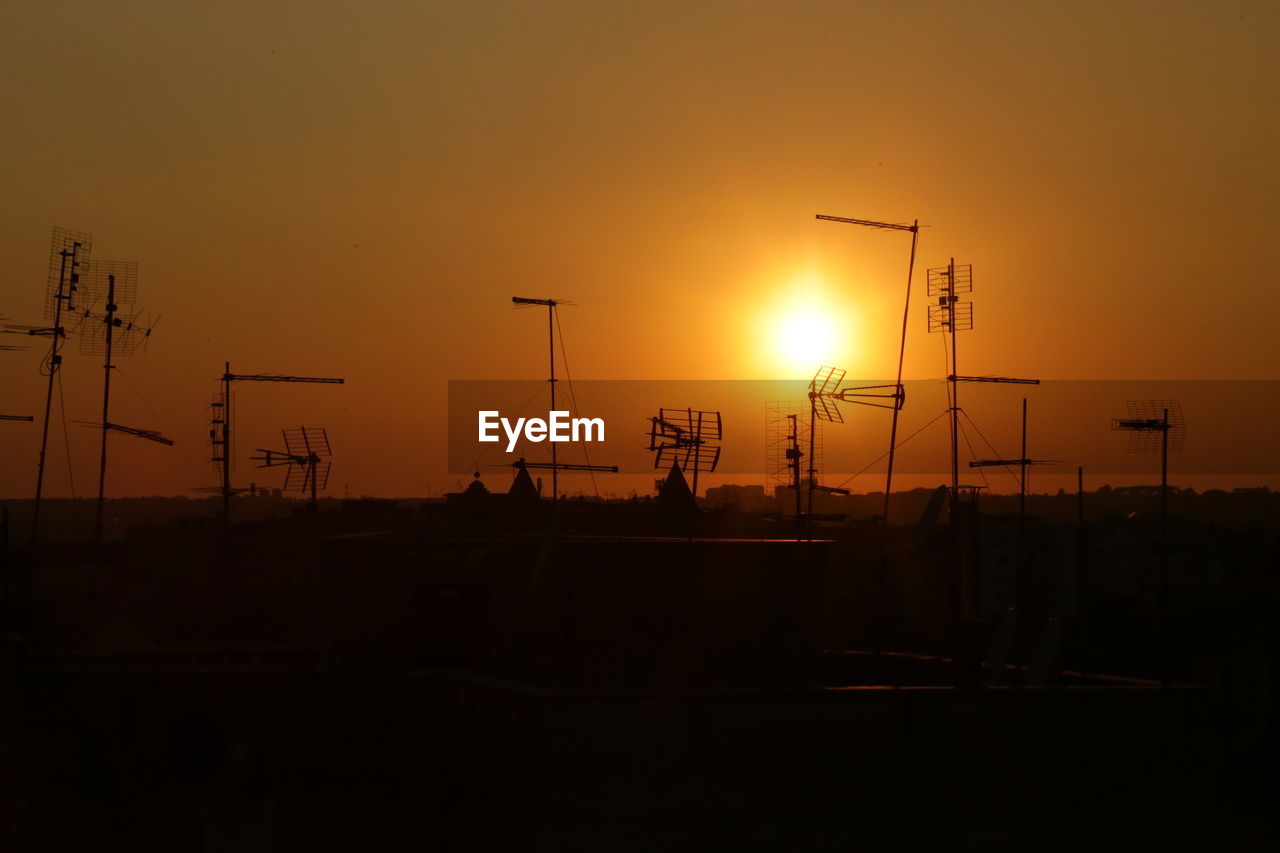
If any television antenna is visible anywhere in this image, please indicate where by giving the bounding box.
[806,365,903,516]
[213,362,344,536]
[968,399,1062,521]
[647,408,722,497]
[6,227,92,540]
[509,458,618,475]
[815,214,918,525]
[512,296,613,501]
[926,259,1039,514]
[251,427,333,511]
[71,259,164,545]
[1112,399,1185,526]
[1111,399,1185,687]
[765,404,808,517]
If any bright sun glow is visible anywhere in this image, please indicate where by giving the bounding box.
[762,272,856,375]
[777,308,837,370]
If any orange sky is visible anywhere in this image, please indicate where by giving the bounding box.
[1,1,1277,498]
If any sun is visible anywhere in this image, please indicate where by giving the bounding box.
[776,308,837,371]
[760,272,855,375]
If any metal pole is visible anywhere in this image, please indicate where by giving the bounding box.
[882,222,918,526]
[549,304,557,503]
[222,361,232,539]
[94,274,117,547]
[789,414,801,519]
[1020,398,1028,522]
[690,408,701,498]
[874,220,918,658]
[1160,408,1169,686]
[1077,465,1084,529]
[32,247,75,541]
[807,396,817,517]
[949,257,959,518]
[1017,397,1027,612]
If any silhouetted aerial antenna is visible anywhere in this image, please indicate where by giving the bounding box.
[806,365,903,516]
[1,414,35,422]
[765,403,807,517]
[1112,399,1185,528]
[513,296,610,501]
[816,214,918,526]
[509,458,618,475]
[927,260,1039,514]
[251,427,333,511]
[70,260,165,546]
[970,398,1061,608]
[214,363,344,536]
[1111,399,1185,687]
[968,399,1061,515]
[647,408,723,497]
[5,228,93,541]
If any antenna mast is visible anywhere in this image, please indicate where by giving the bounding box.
[815,214,917,525]
[926,261,1039,518]
[74,258,162,546]
[24,228,92,540]
[1112,398,1186,686]
[214,364,344,537]
[514,295,599,502]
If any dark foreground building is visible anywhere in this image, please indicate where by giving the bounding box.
[3,509,1245,851]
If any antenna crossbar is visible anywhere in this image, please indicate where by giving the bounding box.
[224,373,344,384]
[815,214,916,233]
[950,375,1040,385]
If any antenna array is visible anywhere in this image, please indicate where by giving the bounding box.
[647,407,723,496]
[252,426,333,510]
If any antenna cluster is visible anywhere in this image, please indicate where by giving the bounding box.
[647,407,723,496]
[925,259,1039,510]
[4,227,171,542]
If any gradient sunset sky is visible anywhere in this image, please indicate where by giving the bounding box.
[1,1,1276,498]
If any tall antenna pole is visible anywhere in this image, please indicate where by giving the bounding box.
[1020,397,1028,522]
[949,258,960,511]
[93,274,118,546]
[1019,397,1028,612]
[513,297,567,502]
[222,361,233,540]
[815,214,917,525]
[32,245,78,540]
[1161,406,1169,686]
[789,413,801,518]
[807,397,817,516]
[549,302,557,503]
[1111,399,1185,688]
[886,223,919,525]
[1077,465,1084,529]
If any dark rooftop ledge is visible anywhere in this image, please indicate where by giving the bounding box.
[325,532,834,544]
[455,672,1204,699]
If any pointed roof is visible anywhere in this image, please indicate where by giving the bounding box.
[656,461,698,513]
[508,463,540,503]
